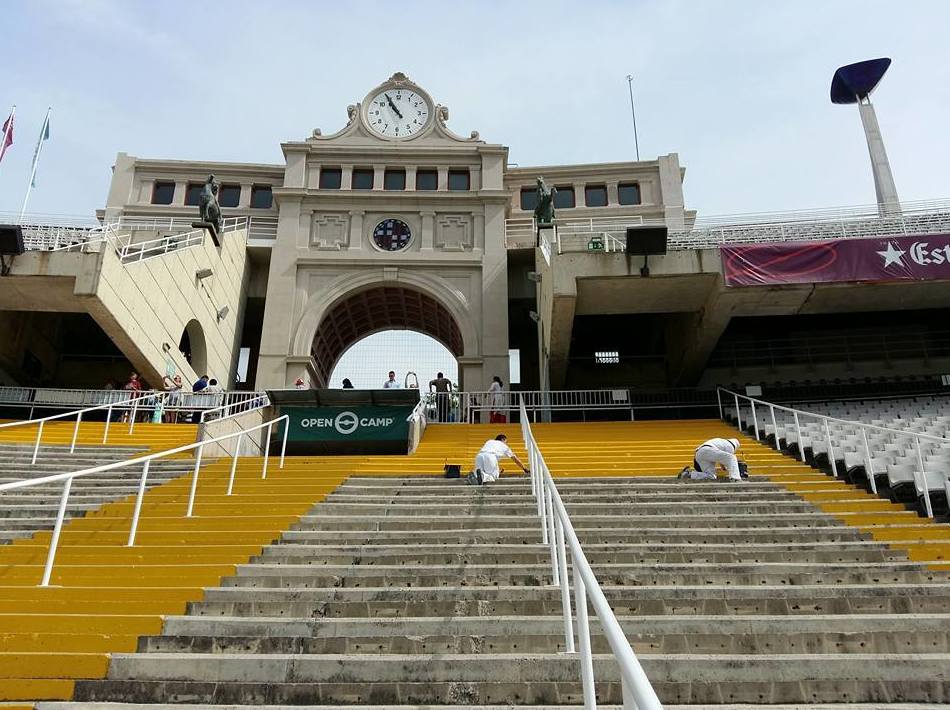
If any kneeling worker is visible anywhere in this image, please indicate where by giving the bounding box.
[468,434,529,485]
[694,437,743,481]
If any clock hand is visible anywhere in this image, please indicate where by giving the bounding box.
[384,93,404,119]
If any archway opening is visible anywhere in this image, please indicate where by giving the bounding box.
[330,331,459,389]
[312,286,464,388]
[179,319,208,376]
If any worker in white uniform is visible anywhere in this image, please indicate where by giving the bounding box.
[693,437,743,481]
[467,434,529,485]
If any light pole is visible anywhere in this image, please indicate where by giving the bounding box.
[625,75,640,161]
[830,58,900,216]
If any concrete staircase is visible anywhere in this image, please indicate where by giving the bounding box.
[55,472,950,708]
[0,443,198,543]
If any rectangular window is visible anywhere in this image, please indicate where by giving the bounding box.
[448,169,470,191]
[553,186,575,209]
[384,169,406,191]
[352,168,374,190]
[319,168,342,189]
[585,184,608,207]
[416,169,438,190]
[250,185,273,209]
[184,183,203,206]
[151,181,175,205]
[618,182,641,205]
[219,184,241,208]
[520,188,538,211]
[594,350,620,364]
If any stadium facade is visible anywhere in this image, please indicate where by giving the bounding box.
[4,72,950,397]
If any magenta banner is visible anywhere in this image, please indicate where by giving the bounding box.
[721,233,950,287]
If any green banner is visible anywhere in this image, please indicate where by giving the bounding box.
[286,405,412,442]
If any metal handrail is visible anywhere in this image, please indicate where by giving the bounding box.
[199,392,270,423]
[717,387,950,518]
[0,391,167,464]
[0,414,289,587]
[518,396,662,710]
[119,217,247,264]
[405,398,428,454]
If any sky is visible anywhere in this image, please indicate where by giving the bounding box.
[1,0,948,220]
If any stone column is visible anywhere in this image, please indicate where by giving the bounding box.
[341,165,353,191]
[473,212,485,251]
[239,183,253,208]
[172,182,186,205]
[349,209,365,251]
[573,182,586,208]
[470,166,482,191]
[373,165,384,191]
[606,182,619,206]
[437,167,449,191]
[405,166,417,192]
[420,211,435,252]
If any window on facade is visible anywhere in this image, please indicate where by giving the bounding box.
[250,185,273,209]
[319,168,342,189]
[618,182,641,205]
[151,181,175,205]
[585,184,608,207]
[219,184,241,208]
[184,183,203,206]
[448,169,470,191]
[554,186,575,209]
[416,169,438,190]
[520,188,538,211]
[594,350,620,364]
[352,168,374,190]
[384,169,406,191]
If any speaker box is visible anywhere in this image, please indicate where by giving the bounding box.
[0,225,24,256]
[625,226,667,256]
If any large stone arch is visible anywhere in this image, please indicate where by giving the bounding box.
[290,270,480,367]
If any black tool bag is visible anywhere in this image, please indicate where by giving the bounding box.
[444,464,461,479]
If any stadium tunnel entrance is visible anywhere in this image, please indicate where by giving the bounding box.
[309,285,464,389]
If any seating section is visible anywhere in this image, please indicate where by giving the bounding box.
[726,395,950,514]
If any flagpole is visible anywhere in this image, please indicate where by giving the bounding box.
[19,107,51,222]
[0,104,14,173]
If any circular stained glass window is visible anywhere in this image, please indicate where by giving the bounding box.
[372,218,412,252]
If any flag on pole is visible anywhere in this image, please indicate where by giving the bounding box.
[29,109,51,187]
[0,107,14,163]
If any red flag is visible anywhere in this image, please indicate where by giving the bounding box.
[0,111,13,162]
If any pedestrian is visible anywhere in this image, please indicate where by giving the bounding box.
[342,378,354,389]
[295,377,306,390]
[121,372,143,423]
[382,371,400,389]
[467,433,529,485]
[488,376,506,423]
[192,375,210,393]
[205,378,221,393]
[162,374,183,423]
[692,437,743,482]
[429,371,453,422]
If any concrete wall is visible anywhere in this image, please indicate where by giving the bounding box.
[79,229,250,390]
[197,406,271,458]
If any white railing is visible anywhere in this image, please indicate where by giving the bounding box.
[505,215,644,254]
[0,387,261,418]
[0,415,289,587]
[0,391,167,464]
[718,387,950,518]
[504,217,537,248]
[519,396,662,710]
[423,389,634,424]
[118,216,247,264]
[248,215,279,241]
[199,392,270,423]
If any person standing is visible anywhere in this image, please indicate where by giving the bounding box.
[488,376,506,423]
[161,374,183,424]
[429,372,453,422]
[342,378,354,389]
[467,434,529,485]
[295,377,307,390]
[121,372,143,423]
[192,375,209,393]
[382,371,400,389]
[693,437,743,481]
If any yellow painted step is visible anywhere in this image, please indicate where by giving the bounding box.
[0,679,73,701]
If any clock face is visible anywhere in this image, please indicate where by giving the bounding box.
[372,219,412,251]
[366,89,430,139]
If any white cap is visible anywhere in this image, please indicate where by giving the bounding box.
[729,438,740,451]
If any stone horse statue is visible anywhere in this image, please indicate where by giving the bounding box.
[534,176,556,227]
[198,175,223,237]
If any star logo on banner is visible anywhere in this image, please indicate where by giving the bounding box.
[877,242,906,268]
